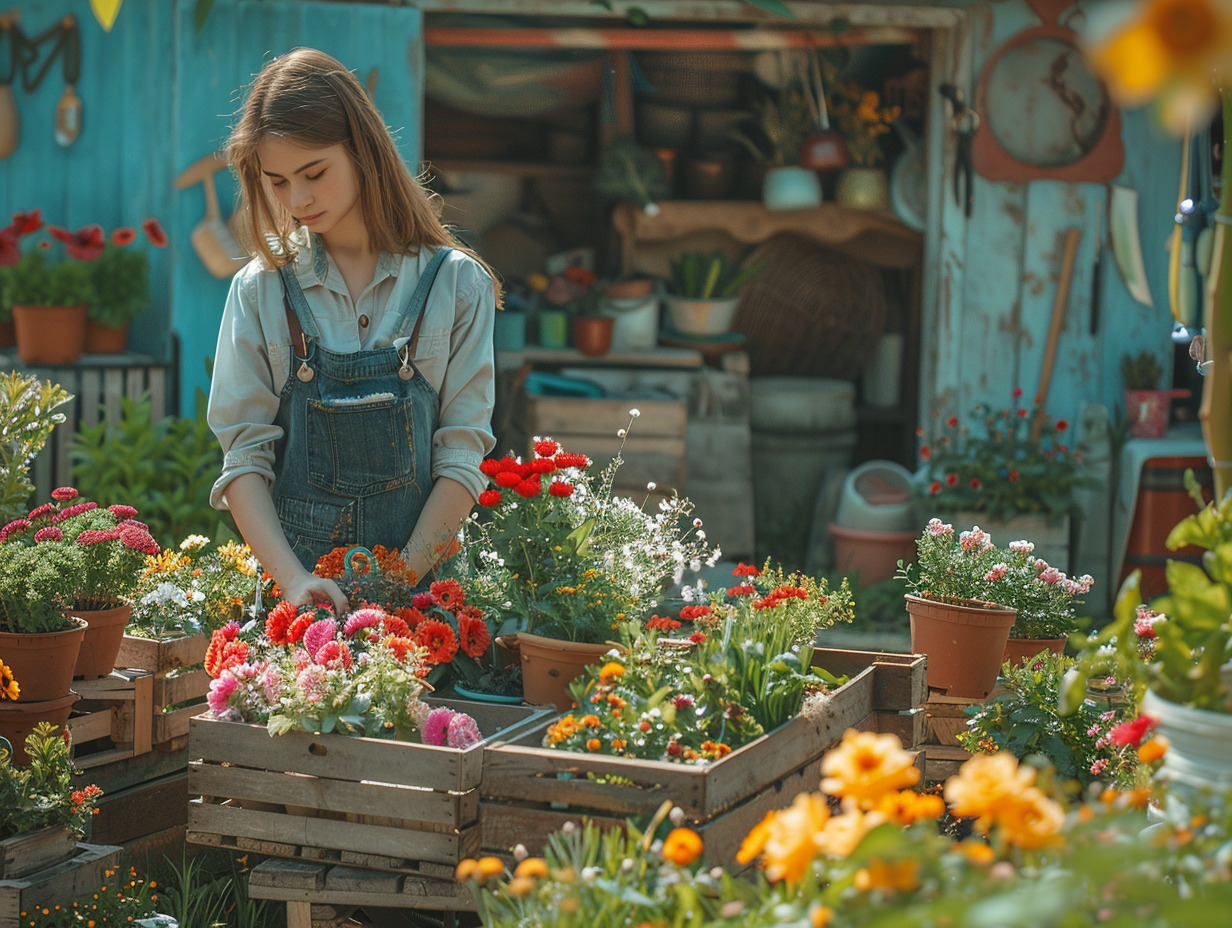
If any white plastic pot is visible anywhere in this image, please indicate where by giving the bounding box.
[665,295,740,336]
[1142,683,1232,799]
[834,460,916,532]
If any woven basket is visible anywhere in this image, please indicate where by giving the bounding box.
[733,234,888,379]
[636,51,749,107]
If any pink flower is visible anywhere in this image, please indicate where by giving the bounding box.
[59,501,98,519]
[1134,616,1158,639]
[959,527,990,552]
[262,665,283,704]
[0,518,31,541]
[27,503,57,521]
[926,518,953,538]
[412,592,435,611]
[423,707,456,746]
[51,487,78,501]
[296,665,329,703]
[984,563,1008,582]
[120,526,159,554]
[1110,715,1157,748]
[343,608,387,637]
[77,529,120,545]
[302,619,338,660]
[1090,758,1108,776]
[314,640,354,670]
[207,673,239,716]
[34,526,63,543]
[1039,567,1064,585]
[446,712,483,749]
[108,504,139,520]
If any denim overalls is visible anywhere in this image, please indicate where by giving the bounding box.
[269,247,451,569]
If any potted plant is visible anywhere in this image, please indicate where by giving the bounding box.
[463,425,719,709]
[0,267,12,348]
[732,84,822,209]
[665,250,763,337]
[85,242,148,353]
[915,388,1086,571]
[828,81,901,209]
[1122,350,1186,439]
[0,372,71,525]
[0,722,102,862]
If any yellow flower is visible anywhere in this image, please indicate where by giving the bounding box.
[599,661,625,683]
[514,858,549,879]
[873,789,946,826]
[0,658,18,701]
[662,828,704,866]
[854,857,921,893]
[1138,737,1169,763]
[996,787,1065,850]
[809,904,833,928]
[744,791,830,884]
[943,753,1036,831]
[141,548,189,578]
[506,876,537,898]
[819,729,920,808]
[813,808,885,859]
[958,840,996,865]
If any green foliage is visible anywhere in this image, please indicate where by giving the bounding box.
[593,136,672,208]
[70,391,238,546]
[668,250,763,300]
[0,540,83,633]
[151,852,279,928]
[2,251,96,308]
[22,864,158,927]
[88,244,149,327]
[1121,350,1164,390]
[960,652,1141,789]
[0,372,71,523]
[731,86,817,167]
[0,723,102,839]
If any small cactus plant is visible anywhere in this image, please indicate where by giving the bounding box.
[1121,351,1163,391]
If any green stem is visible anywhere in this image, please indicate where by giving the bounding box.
[1201,88,1232,500]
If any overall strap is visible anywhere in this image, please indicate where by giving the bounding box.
[393,247,453,350]
[278,263,323,358]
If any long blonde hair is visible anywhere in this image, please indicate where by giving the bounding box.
[227,47,500,303]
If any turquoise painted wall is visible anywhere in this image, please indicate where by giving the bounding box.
[0,0,422,412]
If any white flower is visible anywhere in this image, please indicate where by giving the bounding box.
[178,534,210,551]
[629,408,641,418]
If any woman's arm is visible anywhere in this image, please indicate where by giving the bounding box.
[224,473,349,612]
[402,476,475,584]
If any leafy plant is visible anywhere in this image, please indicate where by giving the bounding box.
[828,82,900,167]
[0,722,102,839]
[71,390,238,546]
[593,136,672,208]
[667,250,763,300]
[89,243,150,328]
[1121,350,1164,390]
[0,371,72,523]
[22,863,159,928]
[2,252,96,308]
[731,85,817,167]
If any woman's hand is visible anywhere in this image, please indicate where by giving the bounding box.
[279,570,349,614]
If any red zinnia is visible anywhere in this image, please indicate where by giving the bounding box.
[385,612,415,637]
[430,578,465,610]
[27,502,57,521]
[34,526,63,542]
[945,473,958,487]
[732,562,762,577]
[494,471,521,489]
[728,584,755,596]
[530,457,556,474]
[415,619,458,665]
[108,504,138,520]
[265,601,299,645]
[50,486,78,501]
[141,216,168,247]
[457,612,492,659]
[534,439,560,457]
[48,223,105,261]
[478,489,502,507]
[286,612,315,645]
[688,631,706,644]
[678,605,712,621]
[110,226,136,247]
[514,478,542,498]
[548,481,574,497]
[646,614,682,631]
[0,518,31,541]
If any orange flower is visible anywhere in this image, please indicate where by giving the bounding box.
[456,611,491,659]
[809,904,833,928]
[1138,737,1169,764]
[995,787,1065,850]
[854,857,920,893]
[737,792,829,884]
[414,619,458,664]
[662,828,704,866]
[813,808,884,860]
[820,729,920,809]
[586,738,602,751]
[514,858,549,879]
[506,876,537,898]
[430,578,465,610]
[943,753,1036,831]
[599,661,625,683]
[874,790,946,826]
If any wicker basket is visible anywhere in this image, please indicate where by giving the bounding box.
[635,51,750,107]
[733,234,888,379]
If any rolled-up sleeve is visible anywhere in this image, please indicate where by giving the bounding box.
[431,262,496,501]
[207,269,286,510]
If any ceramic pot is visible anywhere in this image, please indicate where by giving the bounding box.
[537,310,569,349]
[1142,682,1232,806]
[905,594,1016,699]
[69,603,132,680]
[1002,636,1067,666]
[827,524,917,588]
[11,304,88,365]
[1124,389,1189,439]
[515,632,618,711]
[0,618,88,701]
[665,295,740,336]
[836,167,891,210]
[0,693,79,764]
[762,166,822,211]
[0,320,15,349]
[83,321,129,354]
[573,316,615,357]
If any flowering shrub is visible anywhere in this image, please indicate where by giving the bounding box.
[129,535,271,639]
[21,864,159,928]
[461,728,1232,927]
[0,722,102,839]
[463,426,719,643]
[916,391,1085,522]
[0,372,71,523]
[828,83,900,167]
[900,520,1091,639]
[545,562,855,763]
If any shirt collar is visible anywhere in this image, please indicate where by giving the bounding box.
[295,233,399,295]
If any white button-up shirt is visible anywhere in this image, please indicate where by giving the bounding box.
[207,234,496,510]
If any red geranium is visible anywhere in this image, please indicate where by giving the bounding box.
[415,619,458,665]
[457,611,492,659]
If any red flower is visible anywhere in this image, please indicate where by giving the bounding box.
[265,601,299,645]
[120,526,159,554]
[479,458,502,476]
[1017,408,1028,418]
[108,504,139,520]
[385,635,415,662]
[514,478,542,498]
[947,415,959,427]
[1056,419,1069,432]
[10,209,43,235]
[678,605,712,621]
[28,503,58,521]
[77,529,119,545]
[929,481,942,495]
[34,526,63,542]
[1012,387,1023,399]
[110,226,137,247]
[732,562,762,577]
[412,591,435,610]
[1008,470,1019,482]
[415,619,458,665]
[646,614,682,631]
[141,217,168,247]
[314,640,354,670]
[48,223,105,261]
[457,611,492,659]
[1109,715,1157,748]
[478,489,502,507]
[553,452,591,469]
[205,628,249,678]
[969,478,981,489]
[727,584,755,596]
[689,631,706,644]
[58,501,98,519]
[0,518,31,541]
[0,228,20,266]
[430,579,465,611]
[945,473,958,487]
[50,486,78,501]
[385,612,415,637]
[286,612,315,645]
[534,439,560,457]
[530,457,557,474]
[919,445,931,461]
[548,481,574,497]
[494,471,521,489]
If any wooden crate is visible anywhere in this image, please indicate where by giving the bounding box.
[0,828,76,881]
[67,670,153,769]
[480,648,926,866]
[515,394,687,493]
[0,843,122,928]
[115,633,210,746]
[187,700,555,871]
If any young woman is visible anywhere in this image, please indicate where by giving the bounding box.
[208,47,500,612]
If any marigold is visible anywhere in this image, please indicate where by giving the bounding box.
[430,578,465,610]
[874,789,946,826]
[943,752,1037,830]
[1138,737,1169,763]
[819,729,920,808]
[662,827,704,866]
[0,658,18,701]
[415,619,458,665]
[586,738,602,751]
[737,792,829,883]
[598,661,625,683]
[854,857,920,893]
[813,808,884,859]
[384,635,416,662]
[995,786,1065,850]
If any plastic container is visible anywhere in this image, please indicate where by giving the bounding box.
[601,295,660,351]
[749,377,856,433]
[828,524,918,587]
[666,295,740,336]
[834,460,916,532]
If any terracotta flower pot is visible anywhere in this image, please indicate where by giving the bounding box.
[69,603,132,680]
[515,632,619,711]
[0,619,88,701]
[573,316,615,357]
[1002,636,1067,666]
[11,304,88,365]
[905,594,1016,699]
[0,693,79,764]
[83,320,129,354]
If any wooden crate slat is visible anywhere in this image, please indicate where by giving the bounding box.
[0,843,122,927]
[0,828,77,881]
[523,396,686,437]
[188,801,480,866]
[68,708,114,745]
[810,647,928,712]
[695,761,819,872]
[152,704,201,744]
[116,633,208,673]
[189,762,477,829]
[154,668,211,706]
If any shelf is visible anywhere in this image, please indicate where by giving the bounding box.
[422,159,594,180]
[612,200,924,272]
[496,346,703,370]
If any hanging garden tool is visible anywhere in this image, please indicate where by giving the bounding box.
[53,14,80,147]
[175,151,248,279]
[0,12,17,159]
[5,13,82,148]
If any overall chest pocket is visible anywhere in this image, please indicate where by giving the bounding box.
[305,396,419,496]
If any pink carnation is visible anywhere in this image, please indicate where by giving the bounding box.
[33,526,63,543]
[302,619,338,660]
[314,640,354,670]
[207,673,239,716]
[58,501,98,519]
[422,707,456,746]
[27,503,58,521]
[446,712,482,749]
[0,518,31,541]
[344,608,387,637]
[51,487,79,501]
[108,504,139,520]
[412,591,435,611]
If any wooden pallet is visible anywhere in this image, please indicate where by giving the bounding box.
[479,647,927,865]
[918,689,1003,783]
[115,633,210,746]
[187,700,555,870]
[0,843,122,928]
[67,670,154,769]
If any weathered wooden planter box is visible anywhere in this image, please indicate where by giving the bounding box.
[480,647,927,868]
[0,828,76,881]
[0,843,121,928]
[115,633,210,746]
[187,699,554,874]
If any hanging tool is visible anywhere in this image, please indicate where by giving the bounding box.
[0,12,18,159]
[1090,201,1104,335]
[798,43,847,171]
[939,84,977,218]
[53,14,80,147]
[1032,226,1082,442]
